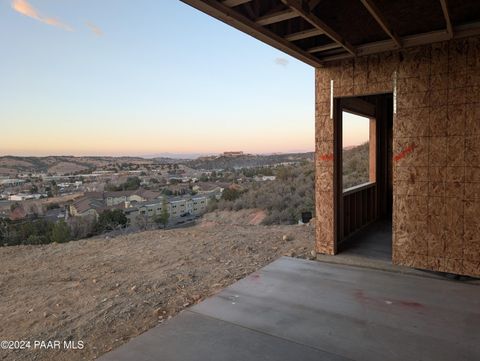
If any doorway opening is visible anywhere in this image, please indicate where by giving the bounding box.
[334,93,393,261]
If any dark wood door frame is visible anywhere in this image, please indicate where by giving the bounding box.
[333,95,392,250]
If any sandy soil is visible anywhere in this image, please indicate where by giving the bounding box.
[0,219,315,361]
[200,208,267,226]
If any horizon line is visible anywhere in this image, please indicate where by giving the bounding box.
[0,149,316,159]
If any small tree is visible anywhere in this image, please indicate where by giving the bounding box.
[68,215,96,239]
[154,198,170,229]
[222,188,241,201]
[135,214,150,231]
[97,209,128,232]
[50,220,71,243]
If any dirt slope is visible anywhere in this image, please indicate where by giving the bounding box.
[0,222,315,361]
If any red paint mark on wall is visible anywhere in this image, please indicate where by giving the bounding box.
[394,143,416,162]
[319,153,334,161]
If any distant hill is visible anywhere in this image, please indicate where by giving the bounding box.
[343,142,369,189]
[185,152,314,170]
[0,156,155,176]
[0,153,315,176]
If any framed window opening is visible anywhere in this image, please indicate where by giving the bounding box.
[341,109,376,193]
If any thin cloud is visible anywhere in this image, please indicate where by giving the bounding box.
[274,57,289,67]
[85,21,103,36]
[11,0,73,31]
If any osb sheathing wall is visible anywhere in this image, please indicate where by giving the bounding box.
[315,36,480,277]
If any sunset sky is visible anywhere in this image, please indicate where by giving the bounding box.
[1,1,366,157]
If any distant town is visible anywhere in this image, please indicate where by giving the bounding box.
[0,151,314,244]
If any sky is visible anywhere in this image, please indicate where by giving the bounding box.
[343,111,370,148]
[0,0,318,157]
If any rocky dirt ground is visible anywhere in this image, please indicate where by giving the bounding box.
[0,212,315,361]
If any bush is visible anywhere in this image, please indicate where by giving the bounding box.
[96,209,128,232]
[50,221,72,243]
[222,188,241,201]
[213,163,315,225]
[68,215,97,239]
[105,177,141,191]
[343,142,369,189]
[0,219,54,246]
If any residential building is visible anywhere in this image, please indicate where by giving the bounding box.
[8,193,43,201]
[223,151,244,157]
[69,193,105,219]
[104,189,161,207]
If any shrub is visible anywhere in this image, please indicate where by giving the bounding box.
[222,188,241,201]
[50,221,72,243]
[96,209,128,232]
[208,163,315,225]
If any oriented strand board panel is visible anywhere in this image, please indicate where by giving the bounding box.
[315,36,480,277]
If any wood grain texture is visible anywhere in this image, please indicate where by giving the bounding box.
[315,36,480,276]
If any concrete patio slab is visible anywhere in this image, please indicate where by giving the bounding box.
[99,310,347,361]
[99,257,480,361]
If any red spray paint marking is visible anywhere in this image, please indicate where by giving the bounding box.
[354,289,424,310]
[319,153,334,161]
[249,274,261,282]
[394,143,416,162]
[398,300,423,309]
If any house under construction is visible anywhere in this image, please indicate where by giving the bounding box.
[181,0,480,277]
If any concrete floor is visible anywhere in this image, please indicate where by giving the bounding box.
[99,257,480,361]
[339,220,392,261]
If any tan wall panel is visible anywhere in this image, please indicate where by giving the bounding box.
[315,36,480,277]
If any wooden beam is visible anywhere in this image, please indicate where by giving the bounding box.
[223,0,252,7]
[308,43,341,53]
[309,0,324,11]
[180,0,322,67]
[281,0,356,55]
[285,28,324,41]
[359,0,402,48]
[440,0,453,38]
[320,21,480,62]
[256,9,298,26]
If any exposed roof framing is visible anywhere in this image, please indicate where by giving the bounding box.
[440,0,453,38]
[256,9,298,26]
[285,28,324,41]
[281,0,356,55]
[359,0,402,48]
[322,21,480,62]
[308,43,341,53]
[182,0,323,66]
[222,0,252,6]
[181,0,480,65]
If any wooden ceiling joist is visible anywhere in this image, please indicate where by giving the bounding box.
[308,43,341,53]
[308,0,324,11]
[222,0,252,7]
[359,0,402,48]
[256,9,298,26]
[440,0,453,38]
[321,21,480,62]
[285,28,324,41]
[181,0,480,65]
[281,0,356,55]
[180,0,323,67]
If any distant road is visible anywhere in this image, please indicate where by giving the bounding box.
[0,200,12,208]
